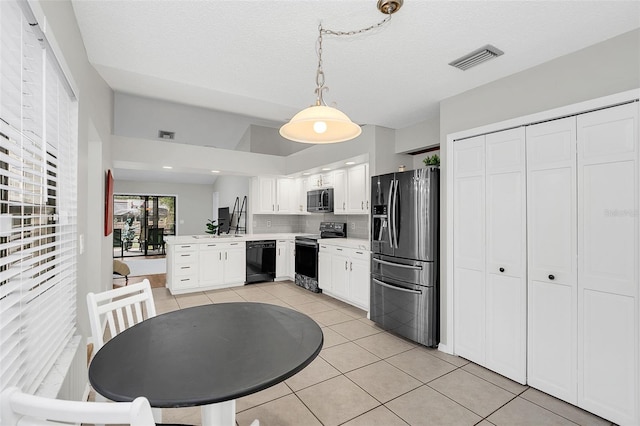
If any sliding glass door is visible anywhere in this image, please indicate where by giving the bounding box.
[113,194,176,258]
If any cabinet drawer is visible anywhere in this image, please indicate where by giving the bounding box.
[175,251,197,264]
[348,248,370,261]
[173,276,197,289]
[200,243,221,252]
[175,244,196,253]
[174,263,197,277]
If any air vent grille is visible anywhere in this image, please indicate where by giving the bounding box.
[449,45,504,71]
[158,130,175,140]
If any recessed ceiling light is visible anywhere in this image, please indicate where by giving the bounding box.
[211,170,220,173]
[302,172,311,176]
[322,167,331,171]
[163,166,173,169]
[345,161,356,165]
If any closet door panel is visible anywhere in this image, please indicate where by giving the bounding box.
[526,117,577,404]
[581,291,636,424]
[486,272,526,383]
[453,136,485,364]
[485,127,526,383]
[577,102,638,425]
[454,267,485,363]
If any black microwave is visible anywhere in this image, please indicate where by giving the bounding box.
[307,188,334,213]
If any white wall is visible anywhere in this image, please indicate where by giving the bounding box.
[371,126,413,176]
[114,92,279,150]
[438,28,640,350]
[114,180,215,236]
[248,125,309,156]
[212,175,250,214]
[396,113,440,154]
[412,150,440,171]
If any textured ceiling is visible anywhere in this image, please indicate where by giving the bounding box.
[71,0,640,131]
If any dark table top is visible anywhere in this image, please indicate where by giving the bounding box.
[89,302,323,408]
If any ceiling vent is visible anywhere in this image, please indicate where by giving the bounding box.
[449,45,504,71]
[158,130,175,140]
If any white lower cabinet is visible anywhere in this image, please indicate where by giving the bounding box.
[320,244,370,311]
[276,239,293,280]
[287,240,295,280]
[167,241,246,294]
[452,100,639,425]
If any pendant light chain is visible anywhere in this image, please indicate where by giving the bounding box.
[314,12,393,106]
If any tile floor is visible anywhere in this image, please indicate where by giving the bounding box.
[146,280,612,426]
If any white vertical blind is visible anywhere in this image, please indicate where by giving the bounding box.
[0,0,78,394]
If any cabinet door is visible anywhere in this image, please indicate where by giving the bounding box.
[331,250,350,299]
[347,164,368,213]
[257,177,276,213]
[453,135,486,364]
[349,251,370,311]
[276,178,293,213]
[198,244,224,286]
[526,116,578,404]
[318,246,332,292]
[223,244,246,284]
[577,103,638,425]
[276,240,287,278]
[287,240,295,280]
[484,127,527,384]
[333,170,347,213]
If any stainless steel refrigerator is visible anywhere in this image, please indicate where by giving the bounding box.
[370,167,439,347]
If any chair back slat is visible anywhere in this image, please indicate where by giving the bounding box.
[87,279,156,352]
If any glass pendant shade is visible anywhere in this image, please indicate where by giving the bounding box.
[280,104,362,144]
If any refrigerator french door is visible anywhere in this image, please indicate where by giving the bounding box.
[370,167,440,347]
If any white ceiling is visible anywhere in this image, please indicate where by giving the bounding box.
[71,0,640,132]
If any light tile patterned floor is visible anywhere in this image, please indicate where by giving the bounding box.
[146,281,613,426]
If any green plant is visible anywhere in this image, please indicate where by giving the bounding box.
[423,154,440,167]
[205,219,219,235]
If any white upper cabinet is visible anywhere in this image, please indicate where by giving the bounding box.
[333,170,347,213]
[255,177,277,213]
[346,164,369,214]
[276,178,293,213]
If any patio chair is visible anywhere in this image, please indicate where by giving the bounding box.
[0,387,155,425]
[146,227,165,254]
[113,228,124,257]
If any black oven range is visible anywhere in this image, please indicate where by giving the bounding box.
[294,222,347,293]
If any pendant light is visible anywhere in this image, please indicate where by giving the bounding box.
[279,0,403,144]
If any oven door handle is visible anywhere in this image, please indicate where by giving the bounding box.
[373,258,422,270]
[372,278,422,294]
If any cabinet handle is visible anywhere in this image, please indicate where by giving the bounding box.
[219,253,222,260]
[278,248,281,256]
[367,201,369,209]
[272,204,274,211]
[361,201,364,209]
[350,262,352,271]
[180,266,190,270]
[278,204,280,211]
[343,202,345,210]
[499,267,505,273]
[345,261,348,270]
[225,252,228,260]
[548,274,555,280]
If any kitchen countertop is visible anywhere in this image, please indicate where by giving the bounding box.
[318,238,370,251]
[164,233,307,245]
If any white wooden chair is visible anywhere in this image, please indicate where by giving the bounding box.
[0,387,155,425]
[87,279,157,353]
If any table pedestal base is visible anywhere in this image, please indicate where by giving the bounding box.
[201,399,236,426]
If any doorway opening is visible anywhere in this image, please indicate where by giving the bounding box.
[113,194,176,258]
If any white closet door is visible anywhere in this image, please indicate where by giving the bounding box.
[526,116,578,404]
[453,135,486,363]
[577,102,638,425]
[485,127,527,384]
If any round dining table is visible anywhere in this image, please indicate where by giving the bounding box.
[89,302,324,426]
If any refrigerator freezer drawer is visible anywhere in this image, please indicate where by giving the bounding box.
[371,254,436,288]
[370,275,439,347]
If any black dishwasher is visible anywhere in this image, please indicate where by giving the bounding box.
[246,240,276,284]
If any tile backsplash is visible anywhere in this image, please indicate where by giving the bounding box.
[252,213,369,240]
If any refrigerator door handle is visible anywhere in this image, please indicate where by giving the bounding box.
[373,257,422,270]
[387,180,394,248]
[392,179,399,248]
[372,278,422,295]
